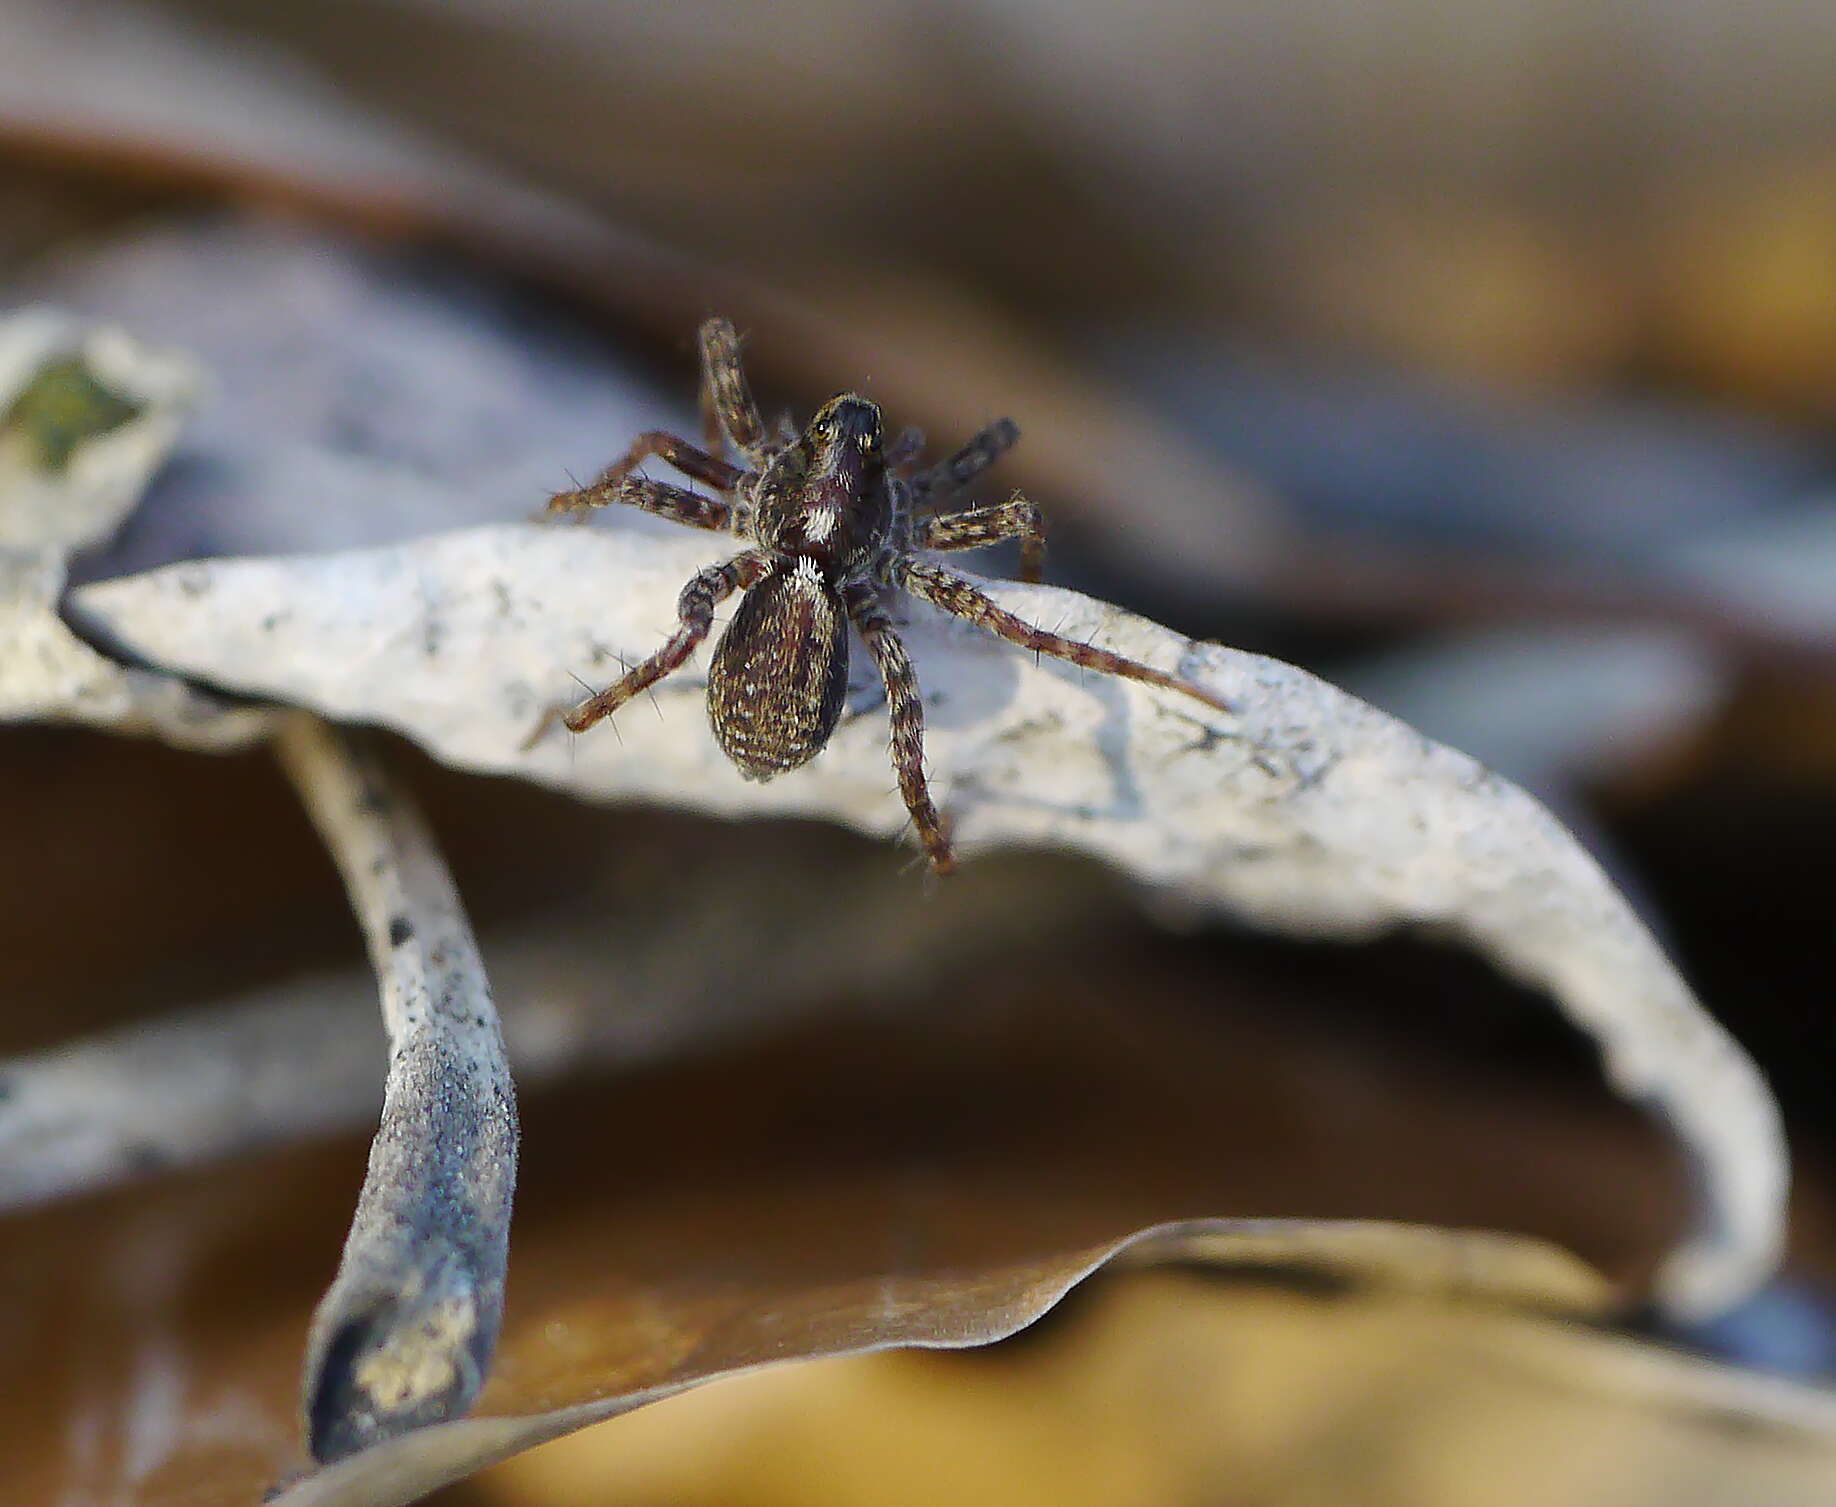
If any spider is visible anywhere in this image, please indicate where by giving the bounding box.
[529,316,1233,875]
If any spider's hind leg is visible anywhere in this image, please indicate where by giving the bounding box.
[843,581,955,876]
[524,550,772,748]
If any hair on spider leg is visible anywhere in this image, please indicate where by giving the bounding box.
[596,655,648,736]
[532,315,1237,876]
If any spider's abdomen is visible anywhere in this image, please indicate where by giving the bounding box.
[707,560,849,779]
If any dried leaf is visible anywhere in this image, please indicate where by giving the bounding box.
[272,1222,1609,1507]
[26,219,671,575]
[4,976,1818,1507]
[480,1269,1836,1507]
[0,306,268,745]
[69,520,1785,1321]
[0,308,186,553]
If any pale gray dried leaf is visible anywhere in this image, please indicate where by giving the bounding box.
[1338,624,1727,791]
[71,520,1787,1321]
[0,308,269,745]
[1661,499,1836,637]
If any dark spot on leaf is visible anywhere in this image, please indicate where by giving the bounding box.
[388,916,414,948]
[0,356,144,473]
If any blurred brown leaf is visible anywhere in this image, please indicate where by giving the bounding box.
[2,975,1670,1507]
[468,1268,1836,1507]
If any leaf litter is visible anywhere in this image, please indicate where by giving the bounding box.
[0,263,1808,1499]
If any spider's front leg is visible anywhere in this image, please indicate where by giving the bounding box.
[885,425,926,472]
[698,317,773,465]
[911,418,1019,502]
[918,493,1047,584]
[543,473,736,531]
[523,551,773,748]
[896,559,1236,717]
[842,581,955,876]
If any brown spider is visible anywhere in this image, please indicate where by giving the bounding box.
[530,317,1233,874]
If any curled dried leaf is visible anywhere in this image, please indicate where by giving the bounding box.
[70,520,1787,1321]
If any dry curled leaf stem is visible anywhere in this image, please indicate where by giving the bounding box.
[275,714,517,1465]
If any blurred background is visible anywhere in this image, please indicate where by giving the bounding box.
[5,0,1836,1503]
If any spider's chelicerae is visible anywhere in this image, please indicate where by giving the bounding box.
[532,316,1232,874]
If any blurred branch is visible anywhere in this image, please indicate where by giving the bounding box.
[0,849,1117,1211]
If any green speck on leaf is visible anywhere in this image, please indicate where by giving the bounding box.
[1,356,144,474]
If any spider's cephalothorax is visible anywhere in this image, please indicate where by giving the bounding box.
[532,317,1232,875]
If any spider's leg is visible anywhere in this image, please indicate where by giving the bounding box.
[895,560,1236,716]
[525,551,773,747]
[699,317,773,465]
[544,475,735,531]
[597,429,745,491]
[885,424,926,472]
[843,581,955,876]
[910,418,1018,503]
[700,378,727,458]
[918,492,1046,583]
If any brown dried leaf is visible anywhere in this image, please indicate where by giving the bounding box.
[10,978,1833,1507]
[479,1270,1836,1507]
[0,988,1639,1507]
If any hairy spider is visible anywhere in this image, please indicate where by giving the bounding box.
[530,316,1232,874]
